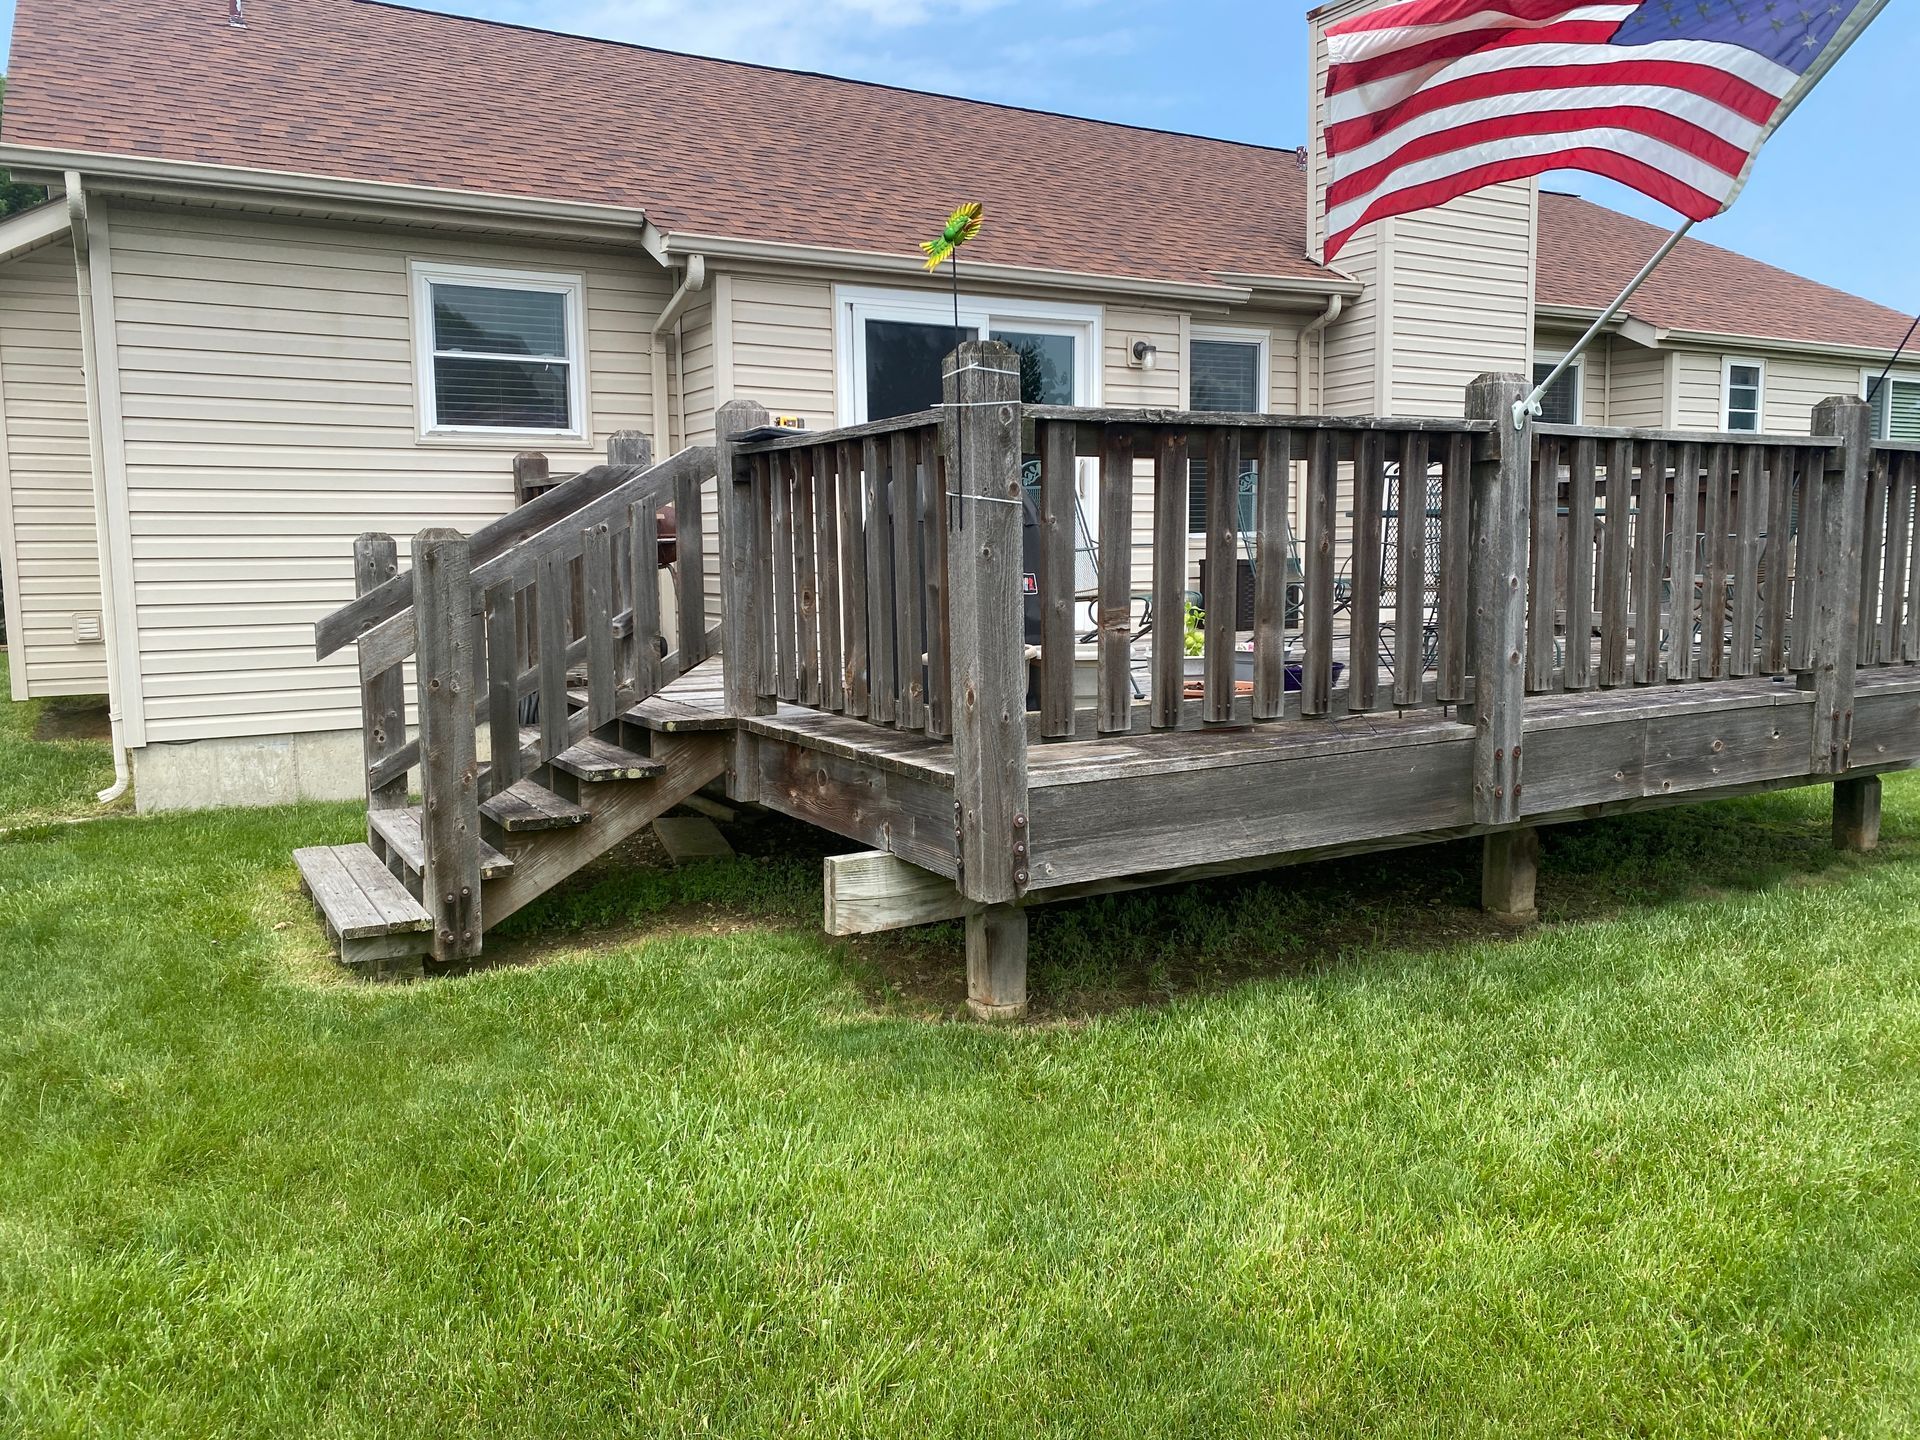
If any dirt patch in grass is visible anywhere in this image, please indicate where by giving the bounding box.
[31,693,111,742]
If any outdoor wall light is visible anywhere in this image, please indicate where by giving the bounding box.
[1129,338,1158,371]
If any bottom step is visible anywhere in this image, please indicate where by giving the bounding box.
[294,843,432,966]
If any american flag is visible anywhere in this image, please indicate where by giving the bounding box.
[1321,0,1889,261]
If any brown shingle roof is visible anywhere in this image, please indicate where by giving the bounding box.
[0,0,1328,290]
[1537,192,1914,353]
[5,0,1909,352]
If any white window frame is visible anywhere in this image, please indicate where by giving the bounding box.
[411,260,588,441]
[832,284,1102,424]
[1187,324,1271,535]
[1531,352,1583,425]
[1860,365,1920,441]
[1722,355,1765,434]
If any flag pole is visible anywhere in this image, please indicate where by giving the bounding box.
[1514,217,1694,430]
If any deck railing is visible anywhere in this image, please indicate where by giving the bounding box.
[1863,442,1920,666]
[313,433,720,960]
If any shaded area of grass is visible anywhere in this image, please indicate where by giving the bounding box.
[0,651,117,828]
[2,773,1919,1435]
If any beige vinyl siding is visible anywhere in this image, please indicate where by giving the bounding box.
[1760,354,1861,434]
[1321,227,1381,416]
[1385,185,1535,416]
[0,238,106,697]
[1608,340,1667,427]
[678,288,716,445]
[728,273,835,427]
[1671,350,1723,430]
[104,202,668,744]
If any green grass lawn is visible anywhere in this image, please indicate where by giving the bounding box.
[2,716,1918,1433]
[0,651,117,829]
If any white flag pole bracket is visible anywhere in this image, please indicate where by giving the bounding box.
[1514,217,1695,430]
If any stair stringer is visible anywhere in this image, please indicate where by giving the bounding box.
[479,730,729,929]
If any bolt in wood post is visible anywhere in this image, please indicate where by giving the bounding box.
[1833,773,1882,852]
[717,397,773,801]
[1805,397,1870,774]
[1465,374,1531,826]
[354,533,407,816]
[942,340,1029,906]
[1482,826,1540,925]
[966,903,1029,1022]
[412,528,483,963]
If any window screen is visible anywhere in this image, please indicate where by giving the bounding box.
[428,280,574,431]
[1869,376,1920,442]
[1725,362,1762,432]
[1531,361,1580,425]
[1189,339,1262,532]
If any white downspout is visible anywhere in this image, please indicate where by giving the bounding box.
[1298,293,1343,414]
[65,171,129,804]
[649,255,705,454]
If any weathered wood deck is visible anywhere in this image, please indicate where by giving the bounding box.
[295,342,1920,1017]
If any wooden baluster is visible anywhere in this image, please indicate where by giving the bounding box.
[1151,431,1189,730]
[716,397,772,736]
[890,430,926,730]
[536,549,570,758]
[754,454,777,699]
[1256,427,1294,718]
[770,451,798,702]
[838,439,870,717]
[1563,437,1596,691]
[919,428,952,739]
[353,534,407,814]
[1436,431,1472,704]
[1700,444,1733,679]
[863,436,898,724]
[1350,430,1385,711]
[1203,426,1240,724]
[629,499,662,699]
[1881,451,1911,666]
[1302,429,1337,718]
[1102,426,1138,732]
[818,445,846,712]
[1633,441,1669,685]
[1730,444,1765,678]
[581,521,616,728]
[1524,431,1558,694]
[663,439,703,663]
[412,528,482,962]
[1388,431,1425,708]
[1599,438,1632,686]
[482,582,521,800]
[1850,451,1881,664]
[1666,442,1702,682]
[794,446,821,708]
[1904,454,1920,663]
[1789,444,1823,676]
[1760,445,1794,674]
[1037,419,1077,738]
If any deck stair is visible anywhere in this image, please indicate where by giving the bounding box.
[292,843,434,971]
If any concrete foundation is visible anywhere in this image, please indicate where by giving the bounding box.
[132,728,366,812]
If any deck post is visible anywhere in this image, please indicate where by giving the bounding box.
[1833,774,1882,852]
[354,533,407,816]
[716,397,773,802]
[1465,374,1532,826]
[942,340,1030,906]
[412,528,483,963]
[511,451,549,506]
[1481,826,1540,925]
[1805,397,1870,774]
[966,904,1029,1021]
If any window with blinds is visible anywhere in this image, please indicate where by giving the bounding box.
[1869,375,1920,442]
[1530,360,1580,425]
[1188,336,1264,533]
[413,264,584,436]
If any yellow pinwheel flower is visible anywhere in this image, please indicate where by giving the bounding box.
[919,202,983,272]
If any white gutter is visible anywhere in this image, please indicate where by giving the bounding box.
[1298,293,1343,413]
[64,172,129,805]
[649,255,706,455]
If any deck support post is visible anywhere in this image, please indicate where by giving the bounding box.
[1805,397,1870,774]
[1833,774,1881,852]
[966,904,1029,1021]
[943,340,1030,906]
[1465,374,1531,827]
[716,397,773,802]
[1481,826,1539,925]
[412,528,483,963]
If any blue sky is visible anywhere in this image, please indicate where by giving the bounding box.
[2,0,1914,316]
